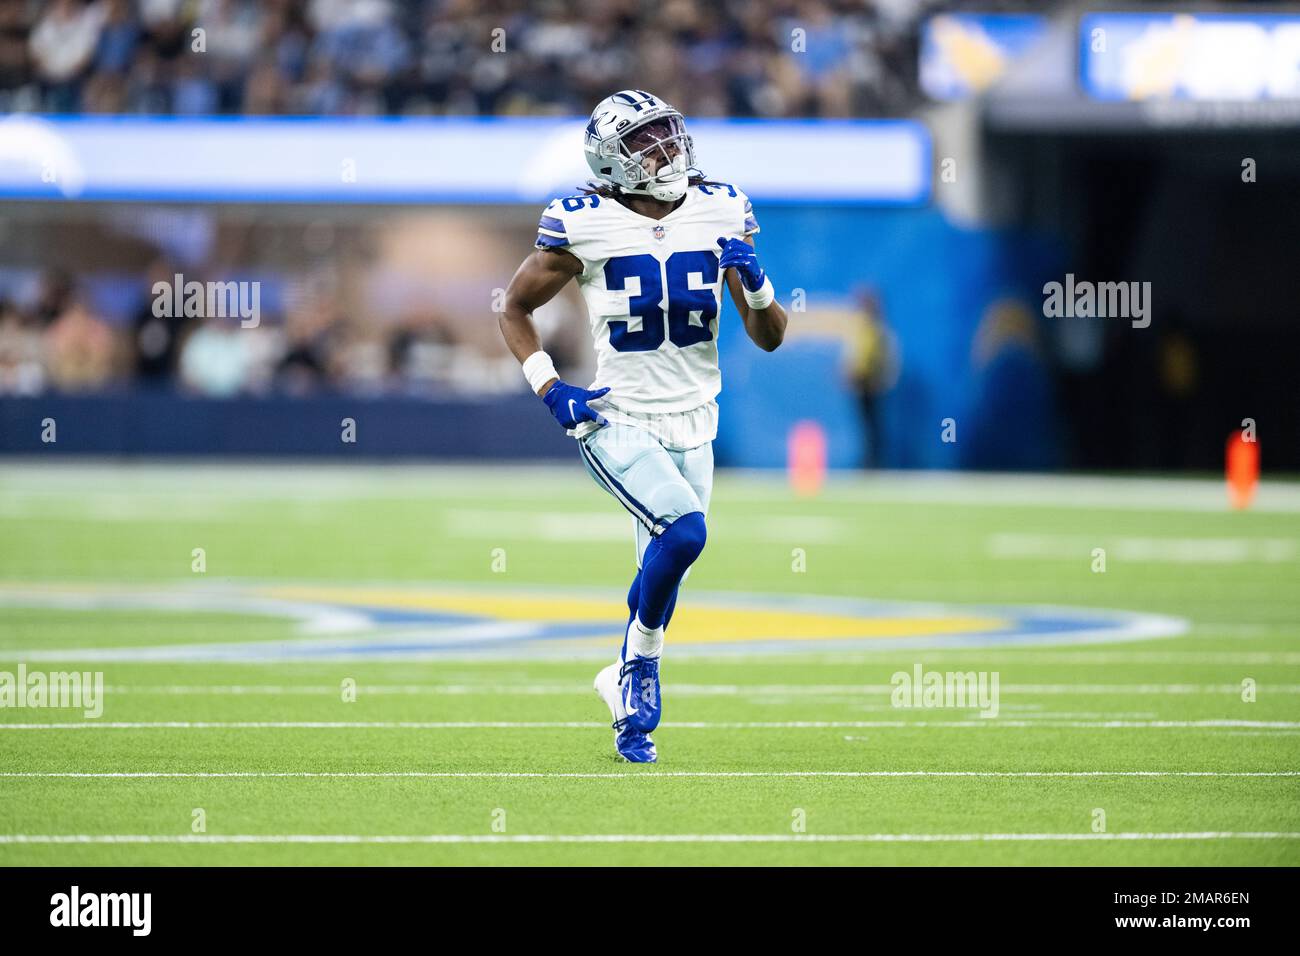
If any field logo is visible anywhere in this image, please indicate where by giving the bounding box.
[0,664,103,718]
[50,886,151,936]
[1042,273,1151,329]
[891,663,999,718]
[153,272,260,328]
[0,584,1189,662]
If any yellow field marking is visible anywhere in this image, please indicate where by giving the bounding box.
[259,586,1009,643]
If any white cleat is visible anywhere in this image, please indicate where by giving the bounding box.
[594,661,627,726]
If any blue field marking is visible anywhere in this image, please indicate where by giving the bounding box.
[0,583,1188,662]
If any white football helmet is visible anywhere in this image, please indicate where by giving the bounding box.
[583,90,698,202]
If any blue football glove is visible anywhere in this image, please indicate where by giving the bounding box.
[543,380,610,429]
[716,236,766,292]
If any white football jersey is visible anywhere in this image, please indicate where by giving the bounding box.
[535,183,759,426]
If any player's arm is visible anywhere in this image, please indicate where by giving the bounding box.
[500,246,609,428]
[718,235,787,352]
[500,247,580,393]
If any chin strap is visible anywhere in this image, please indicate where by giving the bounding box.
[647,173,688,201]
[649,187,686,201]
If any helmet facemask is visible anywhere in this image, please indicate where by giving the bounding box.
[615,115,695,202]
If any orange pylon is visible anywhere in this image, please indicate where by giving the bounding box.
[787,420,827,497]
[1226,430,1259,510]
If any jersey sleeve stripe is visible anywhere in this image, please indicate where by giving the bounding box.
[535,232,570,248]
[538,215,567,234]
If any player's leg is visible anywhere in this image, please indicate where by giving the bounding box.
[615,441,711,736]
[584,430,705,660]
[616,570,679,664]
[626,440,712,627]
[630,511,705,639]
[625,439,712,639]
[581,424,707,636]
[581,422,707,742]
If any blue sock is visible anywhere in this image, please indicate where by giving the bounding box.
[625,569,642,625]
[621,570,680,662]
[661,586,680,629]
[620,570,641,662]
[635,511,706,631]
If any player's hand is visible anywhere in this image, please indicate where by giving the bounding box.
[716,237,765,292]
[542,380,610,429]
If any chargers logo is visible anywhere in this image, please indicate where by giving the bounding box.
[0,583,1186,662]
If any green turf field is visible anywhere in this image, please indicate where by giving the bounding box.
[1,462,1298,866]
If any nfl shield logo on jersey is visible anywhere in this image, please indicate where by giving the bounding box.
[653,224,666,241]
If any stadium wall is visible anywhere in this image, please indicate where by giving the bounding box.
[0,392,572,459]
[716,206,1063,470]
[0,116,1065,468]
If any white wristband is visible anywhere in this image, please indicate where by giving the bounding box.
[521,350,559,395]
[743,275,775,310]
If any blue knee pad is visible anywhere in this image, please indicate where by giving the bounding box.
[660,511,707,566]
[636,512,706,631]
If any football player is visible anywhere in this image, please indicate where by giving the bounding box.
[499,90,787,762]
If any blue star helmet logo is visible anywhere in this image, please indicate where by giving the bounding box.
[585,113,605,143]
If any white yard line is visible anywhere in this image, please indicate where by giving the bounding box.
[988,532,1299,564]
[442,510,847,544]
[11,465,1293,512]
[828,651,1300,664]
[0,831,1296,845]
[2,719,1298,730]
[97,683,1300,696]
[1,770,1295,780]
[732,472,1300,513]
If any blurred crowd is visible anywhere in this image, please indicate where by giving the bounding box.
[0,0,948,399]
[0,249,587,399]
[0,0,936,118]
[0,265,340,397]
